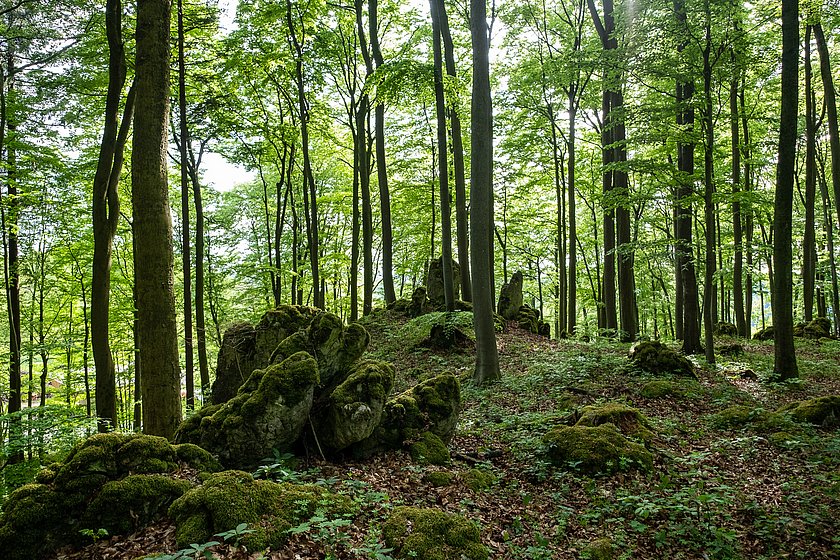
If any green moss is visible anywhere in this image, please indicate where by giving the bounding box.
[779,396,840,427]
[83,474,191,535]
[768,431,800,446]
[461,468,496,491]
[711,405,797,433]
[575,402,656,444]
[582,537,615,560]
[169,470,352,551]
[239,352,319,417]
[628,341,696,378]
[640,380,678,399]
[382,506,488,560]
[423,470,455,487]
[173,443,223,473]
[117,435,177,474]
[543,424,653,474]
[409,431,451,465]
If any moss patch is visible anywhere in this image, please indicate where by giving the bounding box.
[582,537,615,560]
[628,341,696,378]
[409,431,451,465]
[575,402,656,444]
[778,396,840,427]
[711,405,797,433]
[423,470,455,487]
[461,468,496,491]
[543,424,653,474]
[382,506,488,560]
[168,470,352,551]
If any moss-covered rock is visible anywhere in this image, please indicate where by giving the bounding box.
[311,359,395,453]
[542,424,653,474]
[461,468,497,491]
[575,402,656,444]
[423,470,455,487]
[582,537,615,560]
[628,340,696,378]
[793,317,832,339]
[175,352,319,468]
[714,322,738,336]
[498,271,524,321]
[640,380,679,399]
[426,256,461,310]
[353,373,461,457]
[778,395,840,427]
[408,431,451,465]
[0,433,220,560]
[169,470,353,551]
[211,306,320,404]
[753,325,775,341]
[382,506,488,560]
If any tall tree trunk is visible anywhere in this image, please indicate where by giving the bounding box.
[356,0,375,316]
[368,0,396,304]
[470,0,499,384]
[187,145,209,395]
[613,87,637,341]
[701,10,716,364]
[802,25,817,322]
[740,80,754,337]
[133,0,182,437]
[430,0,455,311]
[177,0,195,409]
[437,0,471,302]
[567,91,578,336]
[772,0,799,379]
[819,152,840,335]
[813,23,840,239]
[730,51,747,335]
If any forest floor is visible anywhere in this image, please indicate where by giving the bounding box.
[54,310,840,560]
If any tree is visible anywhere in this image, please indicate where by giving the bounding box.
[132,0,182,437]
[772,0,798,380]
[470,0,499,385]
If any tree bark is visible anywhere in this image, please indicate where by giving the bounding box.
[772,0,799,379]
[802,25,817,322]
[701,9,716,364]
[730,49,747,335]
[470,0,499,384]
[133,0,182,437]
[356,0,374,316]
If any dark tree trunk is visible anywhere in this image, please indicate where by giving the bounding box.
[133,0,182,437]
[772,0,799,379]
[730,50,747,336]
[369,0,396,305]
[187,146,209,395]
[701,11,716,364]
[356,0,374,316]
[802,25,817,322]
[470,0,499,384]
[430,0,455,312]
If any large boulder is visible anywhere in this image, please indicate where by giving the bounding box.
[497,271,524,320]
[542,424,653,474]
[0,433,221,560]
[575,402,655,444]
[753,325,774,340]
[793,317,832,339]
[714,321,738,337]
[426,256,461,309]
[628,340,696,378]
[311,360,395,453]
[169,470,352,551]
[353,373,461,457]
[175,352,319,468]
[779,395,840,427]
[212,306,320,403]
[516,304,550,337]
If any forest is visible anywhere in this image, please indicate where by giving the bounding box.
[0,0,839,558]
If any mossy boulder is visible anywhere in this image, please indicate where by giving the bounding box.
[169,470,353,551]
[0,433,220,560]
[311,359,395,453]
[640,380,679,399]
[461,468,497,491]
[408,431,451,465]
[793,317,832,339]
[498,271,524,320]
[175,352,319,468]
[714,321,738,337]
[778,395,840,428]
[542,424,653,474]
[382,506,488,560]
[212,306,320,403]
[353,373,461,457]
[582,537,615,560]
[426,256,461,310]
[628,340,696,378]
[753,325,775,341]
[711,405,797,433]
[423,470,456,487]
[575,402,656,444]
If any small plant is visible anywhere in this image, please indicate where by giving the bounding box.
[214,522,254,549]
[79,528,109,545]
[287,508,354,559]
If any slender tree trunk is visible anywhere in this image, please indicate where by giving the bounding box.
[819,152,840,335]
[740,81,754,336]
[470,0,499,384]
[730,53,747,335]
[430,0,455,311]
[356,0,375,316]
[133,0,182,437]
[437,0,471,302]
[803,25,817,322]
[813,24,840,238]
[368,0,396,304]
[701,13,716,364]
[187,147,209,395]
[568,92,578,336]
[772,0,799,379]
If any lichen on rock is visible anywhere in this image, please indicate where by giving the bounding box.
[382,506,488,560]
